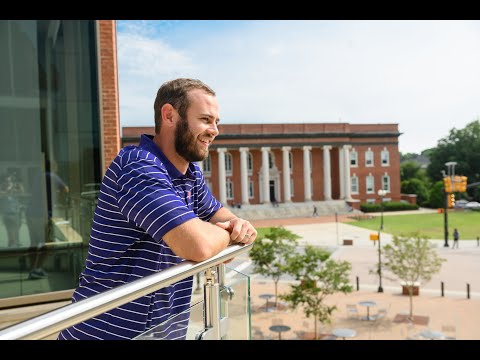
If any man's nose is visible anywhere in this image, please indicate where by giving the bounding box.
[208,122,219,137]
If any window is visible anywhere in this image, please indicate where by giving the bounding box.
[268,152,275,169]
[366,198,376,204]
[226,179,234,199]
[366,175,374,194]
[382,174,390,192]
[290,177,294,197]
[247,152,253,175]
[288,151,293,172]
[206,179,213,191]
[249,180,254,199]
[350,150,358,167]
[351,175,359,194]
[225,152,233,175]
[203,154,211,174]
[365,148,374,167]
[381,148,390,166]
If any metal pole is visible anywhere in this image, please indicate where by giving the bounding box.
[377,193,384,293]
[441,281,444,297]
[377,230,383,293]
[444,188,449,247]
[467,283,470,299]
[356,276,359,291]
[335,212,339,246]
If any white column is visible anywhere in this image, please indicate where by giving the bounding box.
[282,146,292,203]
[339,147,345,199]
[303,146,312,202]
[239,147,250,205]
[261,147,271,204]
[196,160,203,173]
[217,148,227,205]
[323,145,332,200]
[343,145,352,200]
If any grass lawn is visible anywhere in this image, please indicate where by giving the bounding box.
[349,210,480,240]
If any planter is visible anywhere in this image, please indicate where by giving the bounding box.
[343,239,353,246]
[401,282,420,296]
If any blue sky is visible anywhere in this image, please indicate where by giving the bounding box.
[116,20,480,154]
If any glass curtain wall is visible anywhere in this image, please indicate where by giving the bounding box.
[0,20,101,300]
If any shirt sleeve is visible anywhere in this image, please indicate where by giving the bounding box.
[195,167,222,222]
[116,155,197,242]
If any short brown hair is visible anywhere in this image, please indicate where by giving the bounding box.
[153,78,216,133]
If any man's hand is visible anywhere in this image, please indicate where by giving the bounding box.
[215,218,257,245]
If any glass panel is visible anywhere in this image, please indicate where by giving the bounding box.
[221,266,251,340]
[0,20,100,300]
[133,299,204,340]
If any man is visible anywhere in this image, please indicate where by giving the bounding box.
[452,228,459,249]
[58,78,257,340]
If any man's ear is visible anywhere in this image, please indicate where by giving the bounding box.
[161,104,176,127]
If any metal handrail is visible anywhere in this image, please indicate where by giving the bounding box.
[0,243,253,340]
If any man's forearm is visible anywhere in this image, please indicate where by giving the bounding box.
[209,206,239,224]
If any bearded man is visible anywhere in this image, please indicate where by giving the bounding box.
[58,78,257,340]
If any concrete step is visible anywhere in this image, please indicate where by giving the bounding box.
[229,200,354,221]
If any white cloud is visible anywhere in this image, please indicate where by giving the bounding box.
[117,20,480,153]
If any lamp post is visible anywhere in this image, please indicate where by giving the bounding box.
[377,189,386,293]
[443,162,457,248]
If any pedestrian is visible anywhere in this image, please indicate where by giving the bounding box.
[312,205,318,217]
[452,228,459,249]
[57,78,257,340]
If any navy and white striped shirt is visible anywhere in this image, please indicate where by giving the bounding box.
[58,134,222,340]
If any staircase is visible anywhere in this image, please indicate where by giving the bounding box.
[228,200,353,221]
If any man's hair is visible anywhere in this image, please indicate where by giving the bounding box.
[153,78,216,134]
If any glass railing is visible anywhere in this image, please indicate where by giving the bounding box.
[0,243,252,340]
[133,266,251,340]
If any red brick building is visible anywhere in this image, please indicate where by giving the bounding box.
[123,123,402,208]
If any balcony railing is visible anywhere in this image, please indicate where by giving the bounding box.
[0,243,253,340]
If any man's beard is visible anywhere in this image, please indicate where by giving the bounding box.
[174,116,209,162]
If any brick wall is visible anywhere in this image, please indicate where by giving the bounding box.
[98,20,120,174]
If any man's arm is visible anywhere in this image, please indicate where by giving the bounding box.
[162,218,232,262]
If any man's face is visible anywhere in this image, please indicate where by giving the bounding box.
[174,90,219,162]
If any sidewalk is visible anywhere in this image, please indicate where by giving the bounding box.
[247,211,480,340]
[249,279,479,340]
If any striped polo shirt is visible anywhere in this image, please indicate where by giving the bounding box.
[58,134,222,340]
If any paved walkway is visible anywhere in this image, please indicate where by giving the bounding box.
[245,210,480,340]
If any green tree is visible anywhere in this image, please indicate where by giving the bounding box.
[280,245,352,339]
[427,119,480,201]
[428,181,445,208]
[249,226,300,307]
[382,232,445,320]
[401,178,430,206]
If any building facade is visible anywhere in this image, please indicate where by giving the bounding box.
[0,20,120,306]
[123,123,402,207]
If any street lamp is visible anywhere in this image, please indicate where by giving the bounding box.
[377,189,387,293]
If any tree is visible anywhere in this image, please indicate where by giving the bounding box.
[401,178,430,206]
[280,245,352,339]
[428,181,445,209]
[249,226,300,307]
[427,119,480,201]
[382,232,445,320]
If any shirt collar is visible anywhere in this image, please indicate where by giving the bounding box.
[139,134,196,181]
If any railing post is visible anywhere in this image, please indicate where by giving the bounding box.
[356,276,359,291]
[201,268,221,340]
[441,281,444,297]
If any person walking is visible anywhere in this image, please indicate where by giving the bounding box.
[312,205,318,217]
[452,228,459,249]
[57,78,257,340]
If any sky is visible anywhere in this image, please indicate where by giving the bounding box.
[116,20,480,154]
